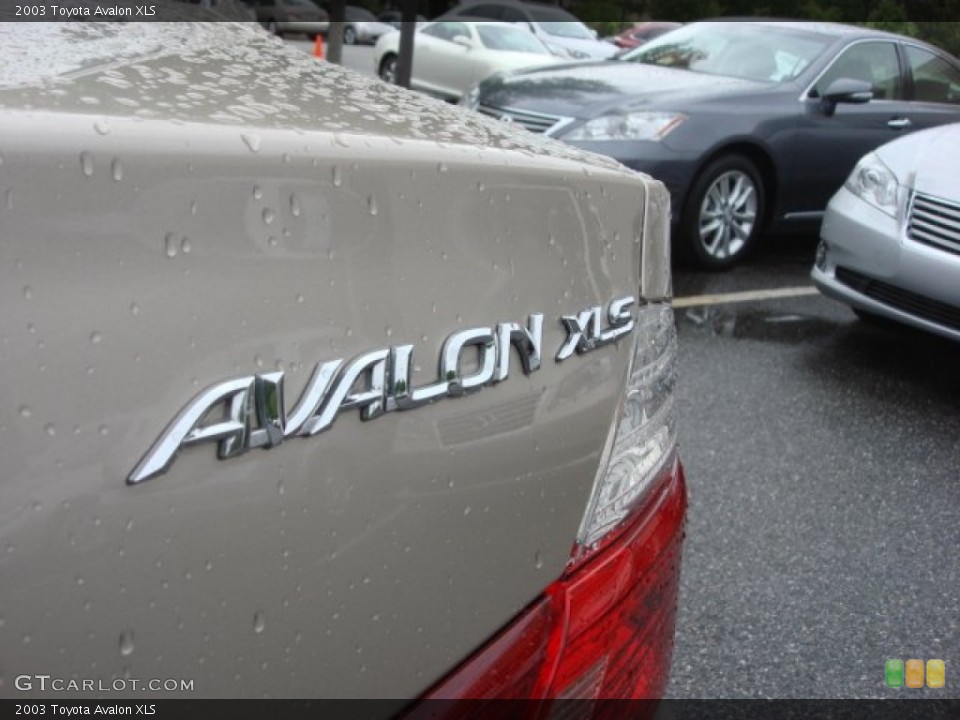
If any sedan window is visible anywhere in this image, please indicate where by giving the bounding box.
[813,42,901,99]
[905,46,960,104]
[421,22,470,43]
[477,25,551,54]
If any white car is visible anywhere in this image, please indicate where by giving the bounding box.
[813,122,960,342]
[441,0,617,60]
[374,20,564,102]
[341,5,395,45]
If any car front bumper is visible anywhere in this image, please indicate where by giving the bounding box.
[812,186,960,342]
[564,138,698,221]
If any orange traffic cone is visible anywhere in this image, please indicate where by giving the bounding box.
[313,34,325,60]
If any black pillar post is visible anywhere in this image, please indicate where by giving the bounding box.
[327,0,345,65]
[395,0,417,88]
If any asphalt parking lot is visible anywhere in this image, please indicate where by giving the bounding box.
[294,39,960,698]
[669,236,960,698]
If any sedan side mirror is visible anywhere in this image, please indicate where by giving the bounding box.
[819,78,874,117]
[451,35,474,50]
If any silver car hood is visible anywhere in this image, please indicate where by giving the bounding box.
[0,22,659,700]
[876,122,960,202]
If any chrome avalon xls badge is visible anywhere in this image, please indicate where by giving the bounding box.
[128,296,635,484]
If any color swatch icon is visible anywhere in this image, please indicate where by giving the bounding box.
[886,658,945,688]
[928,659,946,688]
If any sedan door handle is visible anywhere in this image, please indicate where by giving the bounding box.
[888,117,913,130]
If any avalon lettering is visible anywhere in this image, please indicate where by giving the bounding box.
[128,298,634,484]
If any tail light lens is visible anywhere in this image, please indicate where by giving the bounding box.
[408,304,683,714]
[406,179,682,714]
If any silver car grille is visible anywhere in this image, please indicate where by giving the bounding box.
[907,192,960,256]
[477,104,569,135]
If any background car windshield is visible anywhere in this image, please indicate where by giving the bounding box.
[623,24,831,83]
[528,10,593,40]
[477,25,551,54]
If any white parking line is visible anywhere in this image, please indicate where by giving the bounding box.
[672,286,820,308]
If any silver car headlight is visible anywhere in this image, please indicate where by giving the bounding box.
[844,152,901,218]
[562,112,686,142]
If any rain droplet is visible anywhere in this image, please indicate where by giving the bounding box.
[437,162,448,173]
[463,505,471,516]
[23,286,32,300]
[94,118,110,136]
[165,232,178,258]
[267,236,278,247]
[534,551,544,570]
[119,630,135,657]
[181,237,192,254]
[190,201,197,216]
[241,133,261,153]
[252,185,263,200]
[80,152,94,177]
[90,331,102,345]
[262,208,276,225]
[98,425,109,436]
[111,159,123,182]
[290,194,301,217]
[130,303,140,316]
[368,196,378,216]
[476,181,485,192]
[44,423,56,437]
[253,611,266,634]
[295,294,304,304]
[332,165,342,187]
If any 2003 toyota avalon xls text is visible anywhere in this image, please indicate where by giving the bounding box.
[0,16,686,706]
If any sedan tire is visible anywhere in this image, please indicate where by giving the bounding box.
[681,154,765,270]
[379,54,398,85]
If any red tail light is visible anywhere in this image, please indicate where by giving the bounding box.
[407,459,686,717]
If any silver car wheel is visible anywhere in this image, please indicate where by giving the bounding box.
[697,170,757,260]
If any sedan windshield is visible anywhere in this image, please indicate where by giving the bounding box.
[528,9,594,40]
[622,23,832,83]
[477,25,551,54]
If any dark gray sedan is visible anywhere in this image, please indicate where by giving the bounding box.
[468,21,960,269]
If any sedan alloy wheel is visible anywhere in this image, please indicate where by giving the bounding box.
[682,155,764,270]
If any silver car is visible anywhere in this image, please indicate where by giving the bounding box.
[813,122,960,341]
[1,18,684,703]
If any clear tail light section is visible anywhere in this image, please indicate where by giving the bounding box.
[575,303,678,556]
